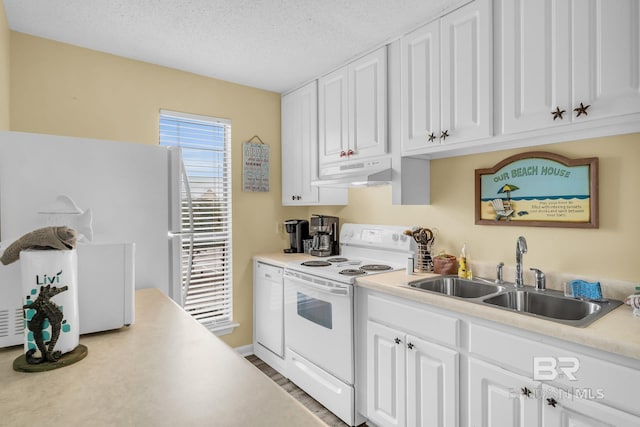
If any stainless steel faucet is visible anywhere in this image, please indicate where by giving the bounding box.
[530,268,546,291]
[496,262,504,284]
[515,236,528,287]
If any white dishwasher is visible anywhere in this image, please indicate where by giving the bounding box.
[254,261,284,357]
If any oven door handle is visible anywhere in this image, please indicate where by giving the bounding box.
[286,275,351,297]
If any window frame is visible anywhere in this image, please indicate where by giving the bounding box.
[159,109,236,335]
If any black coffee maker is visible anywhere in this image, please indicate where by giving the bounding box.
[283,219,309,253]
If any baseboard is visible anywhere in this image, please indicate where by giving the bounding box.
[234,344,254,357]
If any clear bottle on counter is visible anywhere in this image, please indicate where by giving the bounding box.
[407,257,414,275]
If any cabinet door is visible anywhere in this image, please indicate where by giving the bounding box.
[571,0,640,121]
[468,358,540,427]
[401,20,441,154]
[406,334,458,427]
[440,0,492,144]
[349,47,388,159]
[367,321,406,427]
[318,66,349,165]
[498,0,571,134]
[541,384,640,427]
[281,81,319,205]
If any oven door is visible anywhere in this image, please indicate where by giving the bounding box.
[284,270,353,384]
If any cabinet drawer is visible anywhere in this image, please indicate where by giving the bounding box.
[469,323,640,416]
[368,293,459,347]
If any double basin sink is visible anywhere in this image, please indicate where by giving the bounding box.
[407,275,622,327]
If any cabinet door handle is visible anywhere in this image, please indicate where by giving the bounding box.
[574,102,590,117]
[291,195,295,201]
[347,149,354,156]
[521,387,532,397]
[407,342,414,350]
[546,398,558,408]
[440,130,449,141]
[340,151,347,157]
[394,337,401,344]
[551,106,566,120]
[427,132,436,143]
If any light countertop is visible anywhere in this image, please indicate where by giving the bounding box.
[254,252,315,268]
[254,252,640,361]
[357,270,640,361]
[0,288,324,427]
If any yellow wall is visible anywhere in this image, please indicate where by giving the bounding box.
[312,133,640,283]
[0,2,10,130]
[9,29,640,349]
[9,32,306,348]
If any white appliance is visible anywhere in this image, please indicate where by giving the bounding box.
[254,261,284,357]
[0,131,186,347]
[284,223,415,426]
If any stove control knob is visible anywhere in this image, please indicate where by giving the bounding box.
[392,233,399,242]
[399,234,407,242]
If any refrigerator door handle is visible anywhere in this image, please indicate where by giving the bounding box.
[168,147,195,308]
[168,231,195,237]
[180,156,195,308]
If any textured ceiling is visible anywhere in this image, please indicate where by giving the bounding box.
[4,0,459,93]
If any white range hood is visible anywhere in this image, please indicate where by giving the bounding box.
[312,157,392,188]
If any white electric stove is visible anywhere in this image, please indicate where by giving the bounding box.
[283,224,415,426]
[285,223,415,284]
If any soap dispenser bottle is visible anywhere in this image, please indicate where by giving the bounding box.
[458,244,468,279]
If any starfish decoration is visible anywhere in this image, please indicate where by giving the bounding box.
[551,106,566,120]
[428,132,436,143]
[440,130,449,141]
[574,102,590,117]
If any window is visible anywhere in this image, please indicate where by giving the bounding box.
[159,110,235,335]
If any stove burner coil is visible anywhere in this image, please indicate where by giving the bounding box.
[327,257,349,263]
[301,260,332,267]
[339,269,366,276]
[360,264,393,272]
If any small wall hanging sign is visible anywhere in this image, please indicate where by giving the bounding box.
[475,151,598,228]
[242,135,270,192]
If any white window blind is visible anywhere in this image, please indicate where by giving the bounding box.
[159,110,233,333]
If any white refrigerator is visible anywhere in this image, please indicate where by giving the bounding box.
[0,130,185,347]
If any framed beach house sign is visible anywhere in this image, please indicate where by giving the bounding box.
[475,152,598,228]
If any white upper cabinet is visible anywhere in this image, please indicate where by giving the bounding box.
[440,0,493,143]
[400,20,441,154]
[498,0,640,134]
[281,81,347,206]
[401,0,492,155]
[319,47,388,165]
[318,67,349,164]
[571,0,640,121]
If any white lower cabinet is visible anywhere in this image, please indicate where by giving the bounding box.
[367,321,405,427]
[541,384,640,427]
[468,358,540,427]
[468,359,640,427]
[406,333,458,427]
[367,321,458,427]
[357,288,640,427]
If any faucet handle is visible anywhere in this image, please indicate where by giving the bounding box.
[496,262,504,284]
[530,268,546,291]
